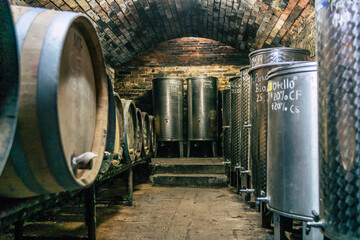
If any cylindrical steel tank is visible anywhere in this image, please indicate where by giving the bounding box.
[187,77,218,141]
[239,66,251,171]
[0,1,19,176]
[248,48,310,198]
[230,76,241,167]
[222,88,231,162]
[121,99,138,163]
[152,78,184,141]
[148,115,156,156]
[267,62,319,221]
[317,1,360,238]
[0,6,108,198]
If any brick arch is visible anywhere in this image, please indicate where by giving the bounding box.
[17,0,314,67]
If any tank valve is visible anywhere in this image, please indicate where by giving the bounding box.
[222,161,231,165]
[305,210,326,234]
[256,197,269,203]
[243,122,252,129]
[234,165,242,170]
[239,189,255,196]
[240,170,250,175]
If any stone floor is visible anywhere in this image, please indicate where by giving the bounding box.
[2,184,274,240]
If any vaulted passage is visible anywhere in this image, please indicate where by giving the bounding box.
[14,0,315,67]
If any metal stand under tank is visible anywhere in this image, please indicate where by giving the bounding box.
[187,76,218,158]
[152,78,184,158]
[273,214,324,240]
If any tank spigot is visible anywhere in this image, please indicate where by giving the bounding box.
[243,122,252,129]
[305,210,326,234]
[222,161,231,165]
[240,170,250,175]
[239,189,255,196]
[256,197,269,203]
[234,165,242,170]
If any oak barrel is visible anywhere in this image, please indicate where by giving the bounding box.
[113,92,124,163]
[135,108,143,159]
[121,99,138,162]
[148,115,157,156]
[0,0,19,176]
[100,77,116,173]
[0,6,108,198]
[140,112,150,158]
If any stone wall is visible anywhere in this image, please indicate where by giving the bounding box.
[114,37,247,114]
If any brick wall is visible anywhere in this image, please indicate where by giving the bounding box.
[12,0,316,67]
[114,37,247,114]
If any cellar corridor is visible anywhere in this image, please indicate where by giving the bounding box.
[3,184,273,240]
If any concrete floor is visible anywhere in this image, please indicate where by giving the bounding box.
[3,184,274,240]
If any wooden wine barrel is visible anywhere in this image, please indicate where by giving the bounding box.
[0,1,19,176]
[140,112,150,157]
[135,108,143,159]
[121,99,138,162]
[148,115,157,156]
[0,6,108,198]
[100,77,116,173]
[113,92,124,163]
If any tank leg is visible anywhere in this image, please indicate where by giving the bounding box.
[154,142,158,158]
[261,202,272,228]
[302,221,323,240]
[13,220,24,240]
[236,168,241,194]
[84,185,96,240]
[125,168,133,206]
[212,141,217,157]
[179,141,184,158]
[187,141,191,158]
[274,214,293,240]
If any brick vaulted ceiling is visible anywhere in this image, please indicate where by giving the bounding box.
[19,0,315,67]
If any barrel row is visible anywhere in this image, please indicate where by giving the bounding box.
[0,5,156,199]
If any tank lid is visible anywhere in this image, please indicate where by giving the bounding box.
[249,47,310,59]
[266,61,317,80]
[152,77,183,82]
[239,65,250,72]
[186,76,218,81]
[248,61,309,74]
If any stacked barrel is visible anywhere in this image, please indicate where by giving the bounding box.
[0,4,153,199]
